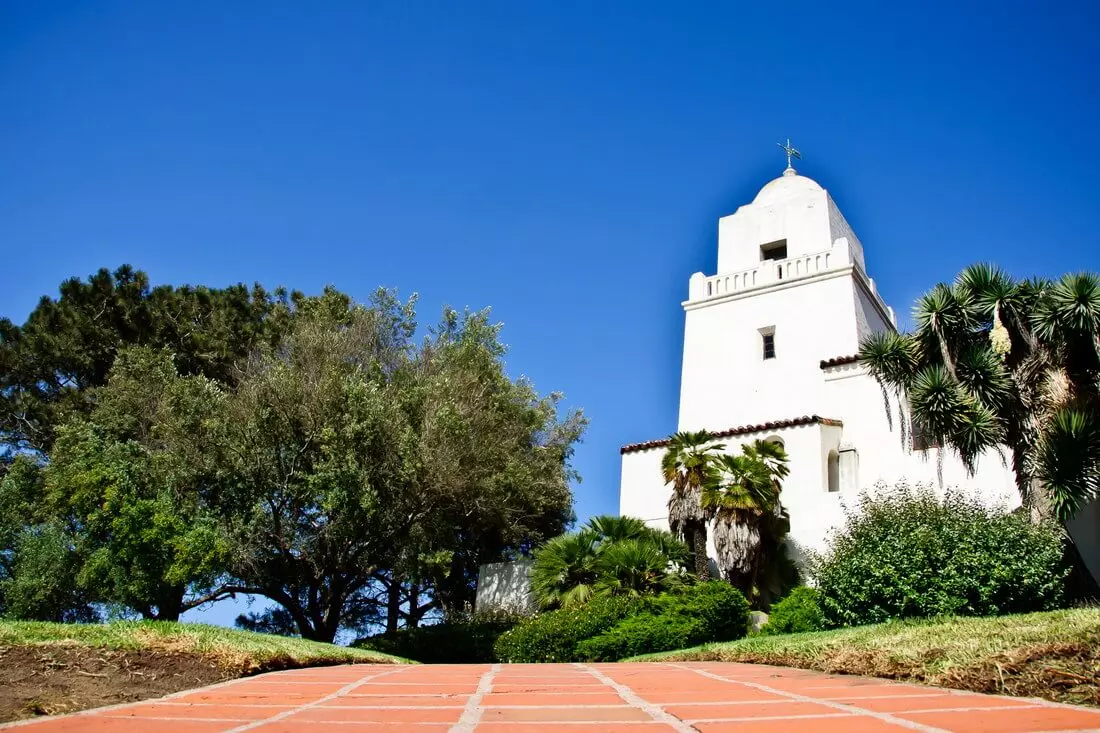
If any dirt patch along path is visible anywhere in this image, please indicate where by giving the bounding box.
[0,645,233,723]
[7,661,1100,732]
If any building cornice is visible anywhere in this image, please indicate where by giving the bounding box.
[682,265,855,311]
[620,415,844,455]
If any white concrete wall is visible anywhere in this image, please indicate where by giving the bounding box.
[821,363,1019,505]
[678,269,860,431]
[619,447,669,528]
[475,559,534,615]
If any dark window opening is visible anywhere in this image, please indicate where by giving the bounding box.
[761,239,788,261]
[762,333,776,360]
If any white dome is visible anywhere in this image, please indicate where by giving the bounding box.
[752,169,824,205]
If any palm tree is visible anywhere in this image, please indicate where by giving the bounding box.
[593,537,689,599]
[859,264,1100,593]
[528,515,691,609]
[661,430,724,581]
[701,440,791,606]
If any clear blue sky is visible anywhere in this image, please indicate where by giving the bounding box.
[3,1,1099,628]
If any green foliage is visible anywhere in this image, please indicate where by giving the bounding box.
[43,348,229,621]
[0,265,292,456]
[858,265,1100,527]
[577,581,750,661]
[354,612,523,663]
[662,430,723,580]
[758,586,825,635]
[493,595,640,663]
[530,515,689,610]
[1,269,585,637]
[1,524,97,622]
[215,293,584,640]
[813,482,1068,627]
[702,440,792,607]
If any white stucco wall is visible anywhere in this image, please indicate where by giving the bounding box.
[475,559,534,615]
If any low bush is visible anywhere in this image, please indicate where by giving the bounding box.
[493,596,639,663]
[577,581,750,661]
[814,482,1068,627]
[355,612,521,663]
[758,586,825,635]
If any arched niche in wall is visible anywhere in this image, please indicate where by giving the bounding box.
[827,450,840,493]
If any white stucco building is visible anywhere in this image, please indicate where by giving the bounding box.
[618,163,1100,578]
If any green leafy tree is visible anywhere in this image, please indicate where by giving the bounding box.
[662,430,724,581]
[396,307,584,618]
[44,348,230,620]
[0,457,97,621]
[702,439,791,607]
[0,265,292,457]
[213,291,583,641]
[859,264,1100,591]
[530,515,690,610]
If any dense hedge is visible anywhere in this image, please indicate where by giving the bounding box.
[354,613,521,663]
[577,581,750,660]
[815,483,1068,627]
[757,586,825,635]
[493,596,640,663]
[494,582,750,663]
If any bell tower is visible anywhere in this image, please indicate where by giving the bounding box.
[677,154,895,432]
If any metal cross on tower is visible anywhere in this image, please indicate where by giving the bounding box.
[778,138,802,170]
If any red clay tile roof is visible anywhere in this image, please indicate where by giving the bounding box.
[620,415,843,454]
[819,354,861,368]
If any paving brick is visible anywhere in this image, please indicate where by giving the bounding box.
[480,705,653,722]
[662,700,842,721]
[896,705,1100,732]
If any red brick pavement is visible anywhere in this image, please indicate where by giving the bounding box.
[4,661,1100,732]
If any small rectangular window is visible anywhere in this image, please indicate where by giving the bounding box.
[762,333,776,360]
[760,239,788,261]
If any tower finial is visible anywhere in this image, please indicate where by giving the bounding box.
[777,138,801,174]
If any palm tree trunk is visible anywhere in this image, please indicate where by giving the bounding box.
[691,523,710,581]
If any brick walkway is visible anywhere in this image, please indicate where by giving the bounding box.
[5,662,1100,732]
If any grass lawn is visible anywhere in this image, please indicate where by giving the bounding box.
[628,608,1100,707]
[0,620,410,722]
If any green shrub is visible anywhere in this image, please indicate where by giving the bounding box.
[577,613,705,661]
[576,581,750,661]
[493,596,641,662]
[814,482,1068,627]
[355,612,521,663]
[758,586,825,635]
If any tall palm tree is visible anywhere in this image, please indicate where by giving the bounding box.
[528,515,691,609]
[701,440,791,606]
[661,430,724,580]
[859,264,1100,593]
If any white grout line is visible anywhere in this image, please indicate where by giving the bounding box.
[671,663,953,733]
[449,663,500,733]
[574,663,697,733]
[686,712,855,723]
[221,665,410,733]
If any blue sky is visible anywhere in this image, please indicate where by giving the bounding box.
[3,1,1099,628]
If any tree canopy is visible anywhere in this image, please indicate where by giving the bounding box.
[0,267,585,640]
